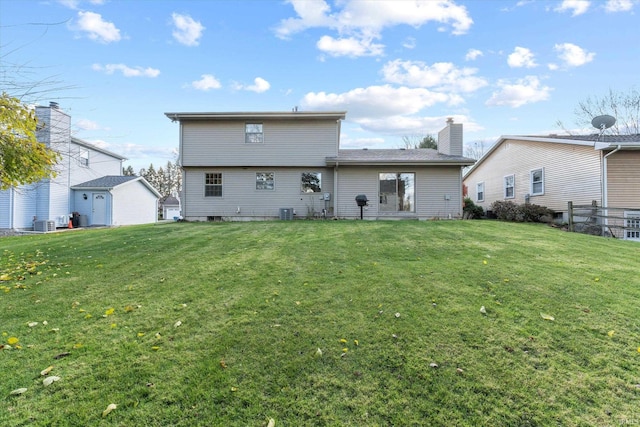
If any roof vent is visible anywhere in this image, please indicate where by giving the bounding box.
[362,148,368,150]
[50,102,59,109]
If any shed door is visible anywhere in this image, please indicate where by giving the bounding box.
[624,211,640,241]
[92,193,107,225]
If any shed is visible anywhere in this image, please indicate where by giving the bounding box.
[71,176,161,226]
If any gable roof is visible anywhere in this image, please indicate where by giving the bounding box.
[71,175,161,197]
[326,148,475,166]
[71,137,128,160]
[465,133,640,177]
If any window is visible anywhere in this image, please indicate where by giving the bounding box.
[79,149,89,166]
[476,182,484,202]
[256,172,274,190]
[531,168,544,195]
[624,211,640,240]
[379,173,415,213]
[504,174,515,199]
[205,173,222,197]
[245,123,263,143]
[301,172,322,193]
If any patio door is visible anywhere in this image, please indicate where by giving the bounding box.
[92,193,107,225]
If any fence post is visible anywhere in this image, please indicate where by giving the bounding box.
[568,201,574,232]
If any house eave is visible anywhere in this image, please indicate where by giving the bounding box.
[165,111,347,122]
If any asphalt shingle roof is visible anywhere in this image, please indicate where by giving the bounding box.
[73,175,138,188]
[327,148,475,164]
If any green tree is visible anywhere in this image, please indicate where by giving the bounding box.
[122,165,135,176]
[0,93,60,190]
[401,134,437,149]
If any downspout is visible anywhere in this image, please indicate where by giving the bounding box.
[333,161,339,218]
[602,145,621,234]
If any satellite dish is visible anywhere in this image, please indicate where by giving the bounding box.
[591,114,616,131]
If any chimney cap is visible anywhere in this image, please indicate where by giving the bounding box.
[50,101,59,109]
[446,117,454,124]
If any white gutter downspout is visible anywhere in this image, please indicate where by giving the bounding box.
[333,161,339,218]
[602,145,621,234]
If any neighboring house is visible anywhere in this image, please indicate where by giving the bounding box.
[0,103,160,230]
[164,111,475,220]
[159,195,181,219]
[463,133,640,237]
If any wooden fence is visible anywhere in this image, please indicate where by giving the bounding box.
[568,201,640,240]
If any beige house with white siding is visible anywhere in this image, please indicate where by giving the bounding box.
[463,134,640,238]
[165,111,474,221]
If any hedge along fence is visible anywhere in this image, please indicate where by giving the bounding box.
[489,200,555,223]
[568,201,640,240]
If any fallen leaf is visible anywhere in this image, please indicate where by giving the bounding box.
[7,337,19,345]
[395,312,401,318]
[230,387,238,392]
[429,362,439,368]
[354,339,359,346]
[540,313,555,321]
[456,368,464,374]
[53,352,71,359]
[174,321,182,328]
[28,322,39,327]
[220,359,228,369]
[480,306,487,315]
[151,346,160,351]
[104,308,115,316]
[10,388,28,395]
[314,348,323,358]
[608,330,615,337]
[267,418,276,427]
[41,366,54,376]
[43,376,61,386]
[102,403,117,417]
[339,338,347,343]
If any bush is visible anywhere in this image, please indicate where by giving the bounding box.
[463,197,484,219]
[490,200,554,223]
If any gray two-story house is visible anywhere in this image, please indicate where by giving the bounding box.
[165,111,475,221]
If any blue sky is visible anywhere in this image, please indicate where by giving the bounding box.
[2,0,639,170]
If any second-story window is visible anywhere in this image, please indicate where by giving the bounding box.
[245,123,263,143]
[79,149,89,166]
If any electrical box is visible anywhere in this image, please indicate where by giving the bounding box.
[323,192,331,201]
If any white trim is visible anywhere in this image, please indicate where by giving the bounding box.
[504,174,515,199]
[530,168,544,196]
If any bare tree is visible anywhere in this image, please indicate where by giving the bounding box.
[557,87,640,135]
[401,134,437,149]
[465,140,487,160]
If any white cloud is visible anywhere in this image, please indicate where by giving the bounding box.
[190,74,221,91]
[486,76,552,108]
[171,13,205,46]
[507,47,537,68]
[465,49,483,61]
[275,0,473,57]
[317,35,384,57]
[58,0,105,9]
[74,119,101,131]
[554,0,590,16]
[233,77,271,93]
[92,63,160,77]
[75,11,121,43]
[381,59,488,93]
[403,37,417,49]
[554,42,595,67]
[605,0,635,12]
[301,85,463,121]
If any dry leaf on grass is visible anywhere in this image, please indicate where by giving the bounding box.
[102,403,117,417]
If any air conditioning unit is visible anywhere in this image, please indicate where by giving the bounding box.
[34,220,55,232]
[56,215,69,227]
[279,208,294,220]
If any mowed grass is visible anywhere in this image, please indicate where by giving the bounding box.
[1,220,639,426]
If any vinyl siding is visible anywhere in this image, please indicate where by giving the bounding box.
[183,167,334,219]
[181,119,339,167]
[464,139,602,213]
[335,166,463,219]
[606,151,640,208]
[112,181,158,225]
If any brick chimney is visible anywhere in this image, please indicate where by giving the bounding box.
[437,117,463,156]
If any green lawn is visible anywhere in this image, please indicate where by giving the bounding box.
[1,220,639,426]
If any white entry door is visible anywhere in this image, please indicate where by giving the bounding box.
[92,193,107,225]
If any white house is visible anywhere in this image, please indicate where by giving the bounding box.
[165,111,475,221]
[0,103,161,231]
